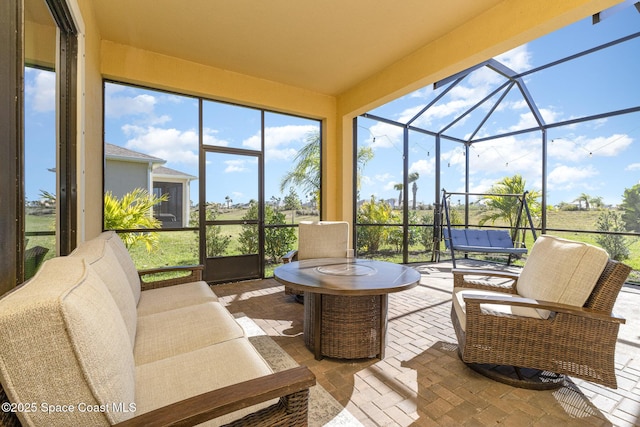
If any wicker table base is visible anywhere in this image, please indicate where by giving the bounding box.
[274,258,420,361]
[304,292,386,360]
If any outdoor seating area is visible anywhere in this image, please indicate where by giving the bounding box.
[4,2,640,426]
[0,232,315,427]
[212,259,640,426]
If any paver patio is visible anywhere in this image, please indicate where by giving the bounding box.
[213,260,640,426]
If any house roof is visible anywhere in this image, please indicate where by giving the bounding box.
[105,143,195,181]
[89,1,611,97]
[152,166,197,181]
[105,143,166,165]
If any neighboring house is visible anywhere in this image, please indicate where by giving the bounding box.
[151,166,197,228]
[104,143,196,228]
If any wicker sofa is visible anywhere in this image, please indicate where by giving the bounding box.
[0,231,314,426]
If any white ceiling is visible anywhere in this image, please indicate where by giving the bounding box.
[90,0,506,95]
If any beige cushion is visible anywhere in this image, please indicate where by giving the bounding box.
[135,339,275,426]
[515,235,609,319]
[134,302,245,365]
[453,288,542,331]
[98,231,142,305]
[0,258,135,426]
[137,281,218,316]
[297,221,350,260]
[71,237,138,347]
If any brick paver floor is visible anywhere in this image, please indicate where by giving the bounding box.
[212,260,640,426]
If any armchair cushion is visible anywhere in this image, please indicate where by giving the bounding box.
[453,288,542,331]
[297,221,349,260]
[515,235,609,319]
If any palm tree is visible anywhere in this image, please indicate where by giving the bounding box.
[409,172,419,210]
[393,172,419,208]
[590,196,604,209]
[224,195,232,209]
[573,193,591,210]
[479,174,541,229]
[394,182,403,206]
[281,130,373,206]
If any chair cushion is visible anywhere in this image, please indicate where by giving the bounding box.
[135,339,275,426]
[71,237,138,347]
[297,221,349,260]
[515,235,609,319]
[453,288,542,331]
[445,228,467,248]
[464,230,491,248]
[487,230,515,249]
[134,302,245,365]
[0,257,135,426]
[98,231,142,305]
[137,281,218,316]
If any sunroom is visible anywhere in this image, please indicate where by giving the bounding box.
[2,1,640,426]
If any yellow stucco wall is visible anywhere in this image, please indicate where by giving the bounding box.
[74,0,104,241]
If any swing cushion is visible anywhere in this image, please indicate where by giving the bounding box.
[446,229,528,255]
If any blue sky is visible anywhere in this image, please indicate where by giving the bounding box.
[25,6,640,210]
[358,8,640,208]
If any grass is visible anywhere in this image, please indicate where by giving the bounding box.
[24,207,640,283]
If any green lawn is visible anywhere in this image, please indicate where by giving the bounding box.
[24,207,640,283]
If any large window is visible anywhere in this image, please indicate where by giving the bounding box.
[24,66,57,279]
[104,82,321,278]
[22,0,76,281]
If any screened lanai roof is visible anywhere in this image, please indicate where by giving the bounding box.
[365,29,640,146]
[358,10,640,210]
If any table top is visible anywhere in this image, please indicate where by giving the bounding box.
[273,258,421,296]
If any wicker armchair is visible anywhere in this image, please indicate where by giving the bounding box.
[451,235,631,389]
[282,221,352,297]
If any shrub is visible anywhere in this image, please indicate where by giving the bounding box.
[595,210,629,261]
[104,188,167,252]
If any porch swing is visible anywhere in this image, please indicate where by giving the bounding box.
[434,189,537,268]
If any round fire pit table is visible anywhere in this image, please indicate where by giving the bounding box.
[274,258,420,360]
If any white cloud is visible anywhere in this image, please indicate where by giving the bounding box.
[396,44,537,132]
[366,122,404,149]
[445,137,542,176]
[549,134,632,161]
[495,45,532,73]
[202,127,230,147]
[384,181,401,192]
[243,124,317,161]
[547,164,599,190]
[224,159,248,173]
[106,93,157,118]
[584,134,633,157]
[123,125,199,165]
[626,163,640,171]
[25,69,55,113]
[409,158,434,176]
[374,172,394,182]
